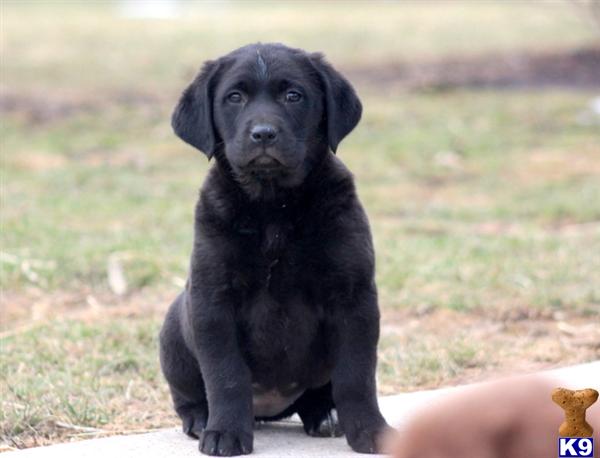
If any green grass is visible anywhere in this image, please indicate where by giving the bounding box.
[379,333,483,390]
[3,90,599,310]
[0,319,172,448]
[1,1,599,450]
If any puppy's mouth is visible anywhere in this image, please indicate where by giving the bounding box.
[244,155,286,177]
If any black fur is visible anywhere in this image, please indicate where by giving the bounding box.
[160,43,389,456]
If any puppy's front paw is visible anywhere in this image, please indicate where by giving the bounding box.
[346,424,392,454]
[200,430,253,456]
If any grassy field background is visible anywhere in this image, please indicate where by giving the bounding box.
[1,1,600,451]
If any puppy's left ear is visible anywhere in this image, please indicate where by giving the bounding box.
[171,59,222,159]
[310,53,362,153]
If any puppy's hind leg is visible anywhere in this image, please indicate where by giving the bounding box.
[160,294,208,438]
[296,383,343,438]
[169,385,208,439]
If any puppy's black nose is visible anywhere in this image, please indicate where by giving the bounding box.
[250,124,278,145]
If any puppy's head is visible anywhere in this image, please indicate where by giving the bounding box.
[172,43,361,191]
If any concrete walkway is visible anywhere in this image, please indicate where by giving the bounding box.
[7,361,599,457]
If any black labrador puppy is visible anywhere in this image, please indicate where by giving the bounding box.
[159,43,389,456]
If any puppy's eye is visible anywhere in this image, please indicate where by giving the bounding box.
[227,92,243,104]
[285,91,302,103]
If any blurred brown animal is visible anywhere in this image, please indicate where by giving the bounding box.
[391,377,600,458]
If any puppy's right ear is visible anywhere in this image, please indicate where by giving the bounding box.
[171,60,221,158]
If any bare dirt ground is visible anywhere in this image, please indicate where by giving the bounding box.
[347,46,600,90]
[379,306,600,394]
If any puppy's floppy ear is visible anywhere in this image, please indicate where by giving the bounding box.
[171,59,221,158]
[310,53,362,153]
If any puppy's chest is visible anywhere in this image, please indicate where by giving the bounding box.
[232,212,321,290]
[232,212,336,389]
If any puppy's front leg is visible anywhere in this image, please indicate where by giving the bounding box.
[188,283,254,456]
[332,286,390,454]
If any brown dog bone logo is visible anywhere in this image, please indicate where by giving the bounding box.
[552,387,599,437]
